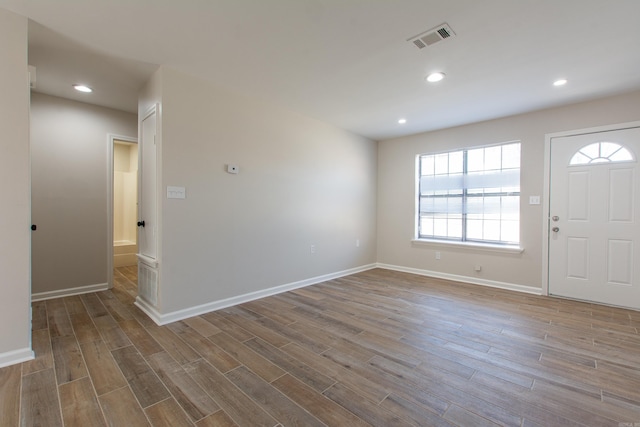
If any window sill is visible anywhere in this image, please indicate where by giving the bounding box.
[411,239,524,254]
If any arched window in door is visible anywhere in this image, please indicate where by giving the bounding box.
[569,142,634,165]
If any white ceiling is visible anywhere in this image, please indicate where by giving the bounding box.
[4,0,640,140]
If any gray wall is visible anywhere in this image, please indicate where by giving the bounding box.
[378,90,640,290]
[146,67,378,314]
[0,8,31,365]
[30,93,137,295]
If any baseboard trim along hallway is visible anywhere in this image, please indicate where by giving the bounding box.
[136,263,378,325]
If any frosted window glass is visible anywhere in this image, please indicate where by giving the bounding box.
[420,217,433,235]
[433,218,448,236]
[449,151,463,174]
[466,197,484,215]
[501,196,520,220]
[600,142,619,157]
[502,143,521,169]
[418,141,520,244]
[467,220,483,240]
[582,143,599,158]
[569,142,635,165]
[447,197,463,214]
[610,149,633,162]
[467,148,484,172]
[448,218,462,238]
[483,220,500,241]
[421,156,434,176]
[435,153,449,174]
[485,146,501,170]
[570,152,590,165]
[483,196,501,216]
[419,197,435,213]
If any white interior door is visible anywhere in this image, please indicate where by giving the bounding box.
[548,127,640,309]
[139,107,157,260]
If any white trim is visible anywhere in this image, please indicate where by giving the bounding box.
[137,263,377,326]
[0,347,34,368]
[411,239,523,254]
[137,254,158,268]
[31,282,109,302]
[134,297,164,324]
[542,121,640,297]
[377,263,541,295]
[138,104,161,264]
[544,121,640,139]
[542,131,552,296]
[107,133,137,290]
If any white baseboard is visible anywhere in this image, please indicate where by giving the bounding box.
[0,347,34,368]
[134,297,164,325]
[114,253,137,267]
[141,263,378,326]
[32,282,109,302]
[376,263,541,295]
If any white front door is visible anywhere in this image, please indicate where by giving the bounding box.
[139,107,157,260]
[548,127,640,309]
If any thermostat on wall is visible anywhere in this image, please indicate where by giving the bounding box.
[226,164,239,174]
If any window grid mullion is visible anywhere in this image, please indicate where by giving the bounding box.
[417,142,520,245]
[462,149,468,242]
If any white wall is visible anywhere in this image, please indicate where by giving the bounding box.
[30,93,137,295]
[149,67,378,315]
[378,90,640,290]
[0,8,32,366]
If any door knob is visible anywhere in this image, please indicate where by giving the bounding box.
[552,216,559,222]
[552,227,560,232]
[137,220,145,228]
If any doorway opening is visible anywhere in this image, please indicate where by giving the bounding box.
[108,134,138,290]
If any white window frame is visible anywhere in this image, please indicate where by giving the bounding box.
[415,141,522,250]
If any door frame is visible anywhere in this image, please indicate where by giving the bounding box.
[138,104,160,264]
[542,120,640,297]
[107,133,138,289]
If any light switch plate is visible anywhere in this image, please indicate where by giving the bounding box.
[167,186,186,199]
[529,195,540,205]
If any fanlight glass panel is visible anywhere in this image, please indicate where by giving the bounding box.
[570,142,634,165]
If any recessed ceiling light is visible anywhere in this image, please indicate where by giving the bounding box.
[426,72,445,83]
[553,79,567,87]
[398,118,407,124]
[73,84,92,93]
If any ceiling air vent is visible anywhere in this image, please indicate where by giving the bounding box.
[408,23,455,49]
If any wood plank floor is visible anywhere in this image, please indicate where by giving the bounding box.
[2,267,640,426]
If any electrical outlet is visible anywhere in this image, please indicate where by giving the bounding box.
[310,244,316,254]
[435,251,441,260]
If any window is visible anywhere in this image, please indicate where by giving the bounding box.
[417,141,520,245]
[569,142,633,165]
